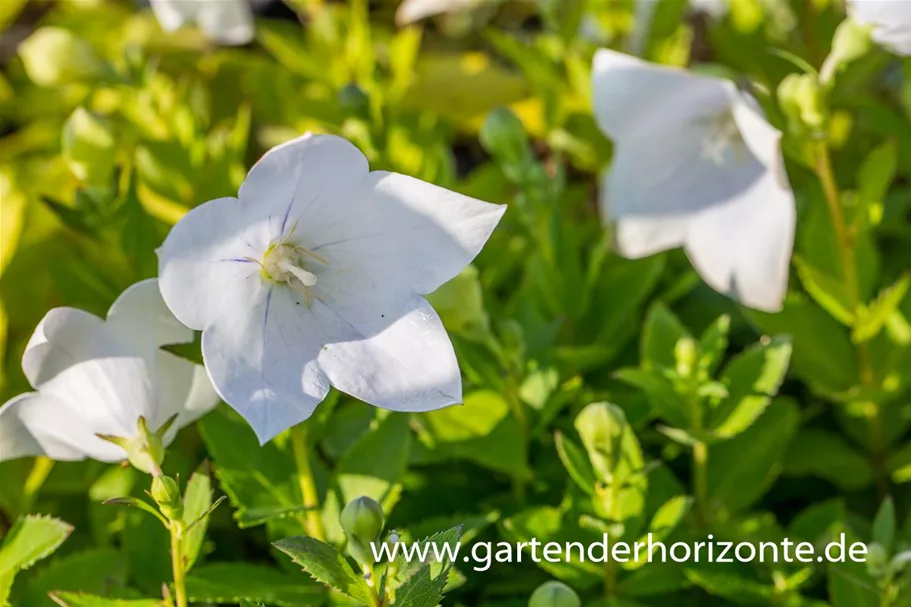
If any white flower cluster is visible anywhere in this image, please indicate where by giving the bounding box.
[4,0,910,465]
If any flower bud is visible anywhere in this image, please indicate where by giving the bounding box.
[480,107,532,174]
[62,108,116,184]
[18,27,103,87]
[97,415,175,475]
[778,73,825,131]
[151,475,184,520]
[340,496,385,545]
[821,19,873,84]
[528,581,581,607]
[674,336,698,378]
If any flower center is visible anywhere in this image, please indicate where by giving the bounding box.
[259,241,327,306]
[700,111,745,166]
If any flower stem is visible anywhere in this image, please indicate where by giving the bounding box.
[813,140,887,495]
[693,440,709,527]
[291,423,326,540]
[22,456,54,513]
[169,521,188,607]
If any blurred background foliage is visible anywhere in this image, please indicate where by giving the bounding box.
[4,0,911,606]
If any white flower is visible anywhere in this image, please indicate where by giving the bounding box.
[150,0,255,46]
[592,49,795,312]
[848,0,911,56]
[0,279,219,466]
[396,0,489,25]
[157,134,505,443]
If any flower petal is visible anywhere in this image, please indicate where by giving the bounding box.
[201,284,329,444]
[197,0,255,45]
[149,0,197,32]
[238,134,369,230]
[107,278,193,351]
[0,393,126,463]
[850,0,911,55]
[158,196,273,331]
[592,49,730,143]
[21,307,105,388]
[311,171,505,295]
[316,293,461,412]
[684,167,796,312]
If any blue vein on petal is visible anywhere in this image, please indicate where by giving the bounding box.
[279,165,305,234]
[221,258,255,263]
[258,286,274,436]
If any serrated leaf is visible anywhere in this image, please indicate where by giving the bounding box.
[710,337,792,439]
[272,536,373,604]
[185,562,323,607]
[182,463,214,571]
[394,525,463,586]
[49,594,162,607]
[0,515,72,574]
[393,564,448,607]
[554,432,597,496]
[853,275,910,343]
[19,547,131,607]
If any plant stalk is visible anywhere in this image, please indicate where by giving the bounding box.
[291,423,326,540]
[169,521,188,607]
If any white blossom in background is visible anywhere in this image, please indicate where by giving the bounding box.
[157,134,505,443]
[592,49,795,312]
[848,0,911,56]
[149,0,255,46]
[396,0,492,26]
[0,280,219,467]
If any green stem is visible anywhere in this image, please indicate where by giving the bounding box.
[291,424,326,540]
[693,441,709,528]
[169,521,188,607]
[22,457,54,513]
[813,141,888,495]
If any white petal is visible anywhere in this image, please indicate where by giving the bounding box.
[310,171,505,295]
[21,307,105,388]
[0,393,126,463]
[201,284,330,444]
[316,293,461,412]
[237,134,369,228]
[197,0,255,46]
[850,0,911,55]
[107,278,192,351]
[592,49,730,143]
[158,196,275,331]
[149,0,197,32]
[684,167,796,312]
[728,87,785,173]
[39,355,156,438]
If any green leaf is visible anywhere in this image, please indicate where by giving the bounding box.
[747,295,857,394]
[48,595,162,607]
[828,530,879,607]
[554,431,597,496]
[625,496,691,570]
[710,336,792,439]
[858,140,898,217]
[394,525,463,586]
[0,515,73,602]
[336,412,412,505]
[272,536,373,605]
[708,398,800,512]
[185,562,323,607]
[392,565,448,607]
[853,275,910,343]
[613,368,687,428]
[18,547,131,607]
[794,257,855,325]
[641,302,691,372]
[784,429,874,491]
[181,463,214,571]
[198,406,300,528]
[873,497,896,553]
[160,332,203,366]
[698,315,730,376]
[684,570,774,604]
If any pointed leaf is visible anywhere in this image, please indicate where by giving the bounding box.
[272,536,373,604]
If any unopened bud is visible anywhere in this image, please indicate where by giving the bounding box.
[480,107,532,174]
[151,475,184,520]
[821,19,873,84]
[18,27,103,87]
[674,336,698,378]
[341,496,385,545]
[778,73,825,131]
[97,415,176,475]
[529,581,581,607]
[63,108,116,184]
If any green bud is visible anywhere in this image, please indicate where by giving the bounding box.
[821,19,873,84]
[674,336,698,378]
[528,581,581,607]
[151,475,184,521]
[62,108,116,184]
[777,73,825,131]
[18,27,103,87]
[480,107,531,172]
[97,415,176,475]
[341,496,385,545]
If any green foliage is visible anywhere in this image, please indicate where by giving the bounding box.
[0,515,72,606]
